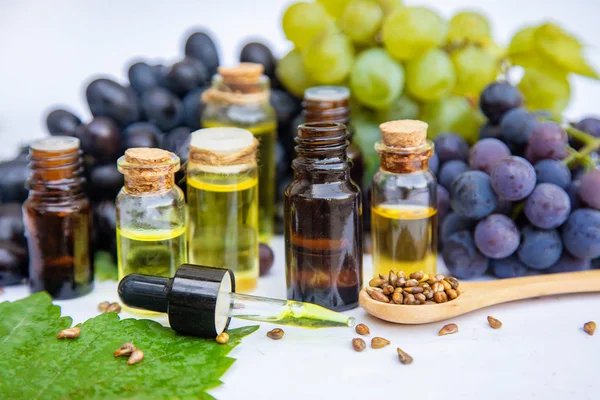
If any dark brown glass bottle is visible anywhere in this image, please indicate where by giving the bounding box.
[284,122,363,311]
[23,137,94,299]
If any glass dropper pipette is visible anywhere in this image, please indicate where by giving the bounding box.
[118,264,355,338]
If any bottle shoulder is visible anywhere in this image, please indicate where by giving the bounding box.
[285,178,361,201]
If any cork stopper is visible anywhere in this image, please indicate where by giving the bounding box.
[379,120,428,148]
[124,148,171,165]
[218,63,264,84]
[189,128,258,167]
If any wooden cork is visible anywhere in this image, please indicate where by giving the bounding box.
[379,120,428,148]
[124,148,171,165]
[119,148,179,194]
[218,63,264,84]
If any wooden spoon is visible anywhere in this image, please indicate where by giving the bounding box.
[359,270,600,324]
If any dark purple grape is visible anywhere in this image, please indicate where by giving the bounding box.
[468,138,511,175]
[479,123,501,140]
[0,158,29,203]
[152,64,169,87]
[573,117,600,149]
[122,131,160,150]
[282,113,304,159]
[86,78,140,126]
[433,133,469,163]
[479,81,524,124]
[593,258,600,270]
[562,208,600,259]
[259,243,275,276]
[436,184,449,224]
[450,171,498,219]
[166,58,209,96]
[46,109,82,136]
[579,170,600,209]
[94,199,117,251]
[0,203,26,246]
[184,31,220,76]
[128,61,160,94]
[517,225,562,269]
[163,127,192,163]
[0,240,28,286]
[548,253,591,274]
[438,160,469,189]
[440,213,475,242]
[524,183,570,229]
[442,231,489,279]
[429,152,439,175]
[141,87,184,131]
[491,256,528,278]
[528,121,568,160]
[182,86,208,130]
[490,156,536,201]
[271,89,301,134]
[565,180,582,211]
[75,117,121,161]
[499,107,537,147]
[275,140,289,183]
[474,214,520,259]
[89,164,123,200]
[240,42,276,78]
[534,159,571,189]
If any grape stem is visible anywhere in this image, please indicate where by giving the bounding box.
[566,126,595,146]
[563,138,600,170]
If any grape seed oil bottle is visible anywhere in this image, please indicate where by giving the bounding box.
[116,148,188,296]
[371,120,438,278]
[201,63,276,243]
[187,128,259,292]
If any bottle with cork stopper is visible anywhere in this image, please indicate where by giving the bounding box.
[115,148,187,294]
[201,62,276,244]
[22,136,94,299]
[371,120,438,278]
[186,127,260,293]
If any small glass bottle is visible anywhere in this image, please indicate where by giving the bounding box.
[371,120,438,278]
[303,86,365,189]
[116,148,187,285]
[284,122,363,311]
[187,128,259,293]
[202,62,276,243]
[23,136,93,299]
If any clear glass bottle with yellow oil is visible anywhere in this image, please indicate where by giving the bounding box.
[371,120,438,278]
[201,62,276,243]
[115,148,188,299]
[187,127,259,292]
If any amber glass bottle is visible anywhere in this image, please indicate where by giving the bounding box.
[202,63,276,243]
[23,137,94,299]
[371,120,438,278]
[284,122,363,311]
[303,86,365,188]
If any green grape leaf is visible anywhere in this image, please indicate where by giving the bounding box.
[0,292,259,400]
[94,251,118,281]
[533,23,599,79]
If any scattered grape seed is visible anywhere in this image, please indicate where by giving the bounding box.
[216,332,230,344]
[352,338,366,352]
[355,323,370,335]
[397,347,414,365]
[127,349,144,365]
[583,321,596,336]
[371,337,390,349]
[57,327,81,339]
[97,301,110,312]
[114,342,136,357]
[487,316,502,329]
[439,323,459,336]
[267,328,284,340]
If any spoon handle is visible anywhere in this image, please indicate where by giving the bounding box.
[466,270,600,308]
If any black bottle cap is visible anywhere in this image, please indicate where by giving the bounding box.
[118,264,236,338]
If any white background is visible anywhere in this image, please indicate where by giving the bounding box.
[1,0,600,160]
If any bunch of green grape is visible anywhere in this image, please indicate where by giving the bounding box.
[277,1,598,154]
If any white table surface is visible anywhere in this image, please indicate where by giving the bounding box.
[2,236,599,400]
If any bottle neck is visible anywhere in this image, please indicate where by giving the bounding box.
[292,122,350,181]
[303,97,353,139]
[26,147,85,196]
[376,140,434,174]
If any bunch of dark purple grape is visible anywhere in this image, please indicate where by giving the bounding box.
[435,81,600,279]
[0,30,301,284]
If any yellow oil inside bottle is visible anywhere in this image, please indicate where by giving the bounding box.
[187,170,259,293]
[202,121,276,243]
[117,226,187,314]
[371,204,438,278]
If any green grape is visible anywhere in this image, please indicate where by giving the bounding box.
[451,45,499,96]
[420,96,484,143]
[483,41,506,60]
[303,32,355,85]
[351,107,382,178]
[350,48,404,110]
[447,11,491,45]
[508,26,536,56]
[382,6,447,61]
[405,48,456,102]
[282,2,333,50]
[276,49,315,97]
[534,23,599,79]
[339,0,383,45]
[376,95,419,122]
[316,0,351,19]
[377,0,403,14]
[519,67,570,115]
